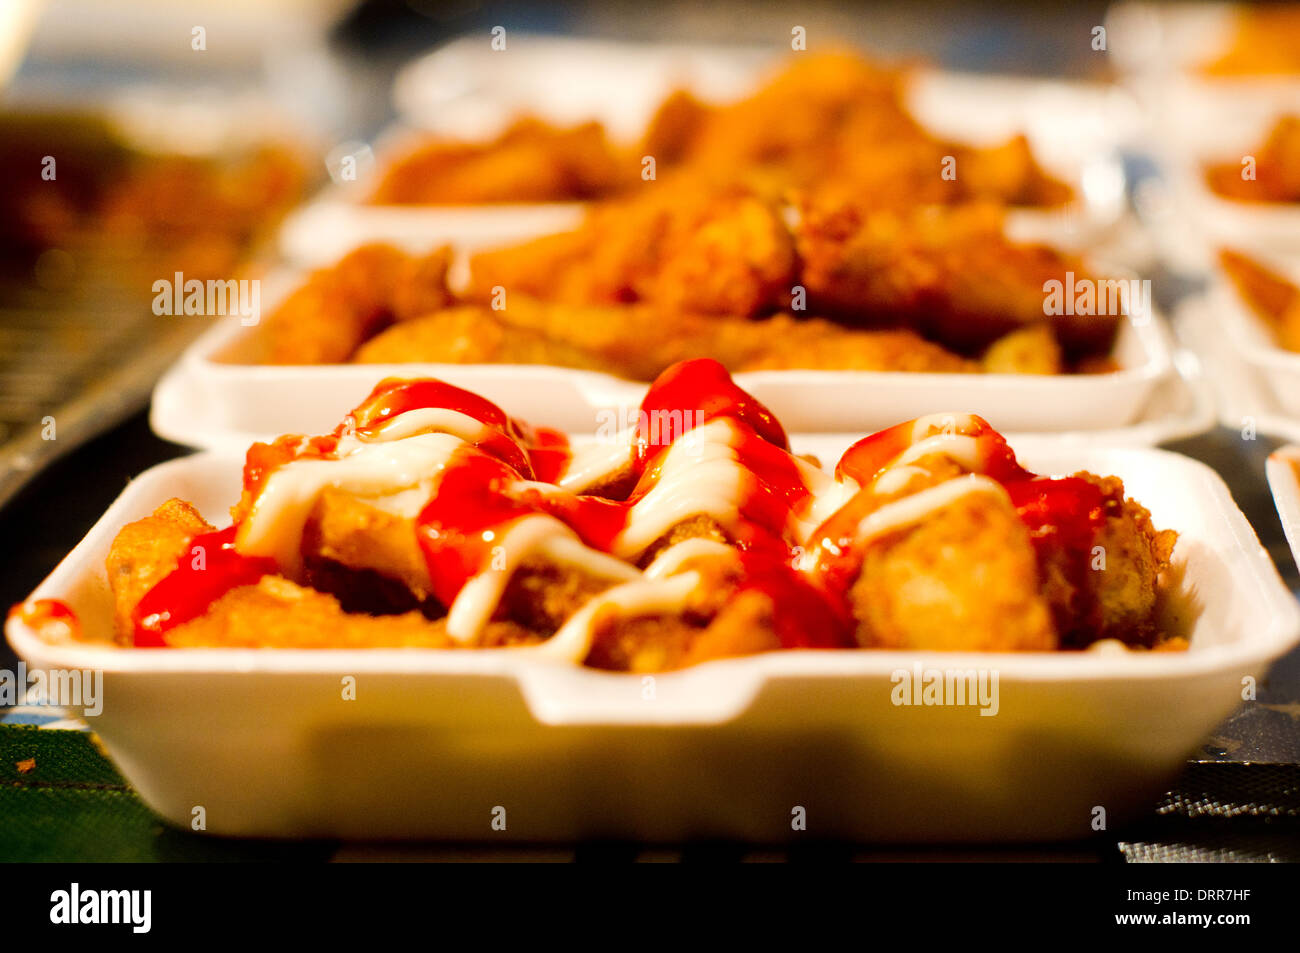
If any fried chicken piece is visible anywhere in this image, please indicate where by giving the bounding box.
[302,488,433,600]
[162,576,461,648]
[793,198,1117,358]
[1206,116,1300,203]
[732,317,975,373]
[370,119,628,205]
[263,244,453,364]
[980,324,1063,374]
[106,499,214,644]
[352,304,615,372]
[584,589,780,672]
[499,557,619,635]
[468,183,796,318]
[1037,473,1177,649]
[849,490,1058,651]
[357,294,974,379]
[1219,248,1300,352]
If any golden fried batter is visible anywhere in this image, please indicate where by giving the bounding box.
[371,119,628,205]
[163,576,456,648]
[263,244,453,364]
[850,491,1058,652]
[105,499,213,645]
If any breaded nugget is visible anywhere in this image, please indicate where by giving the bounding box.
[352,305,613,371]
[980,324,1063,374]
[468,184,795,318]
[849,491,1057,651]
[370,119,628,205]
[1037,472,1176,649]
[106,499,213,644]
[163,576,457,648]
[793,198,1116,358]
[302,488,433,599]
[263,244,453,364]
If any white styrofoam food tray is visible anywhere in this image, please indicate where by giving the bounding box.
[150,273,1177,448]
[1178,294,1300,442]
[1266,445,1300,576]
[9,440,1297,841]
[279,39,1137,266]
[1211,255,1300,412]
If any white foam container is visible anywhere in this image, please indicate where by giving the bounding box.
[1211,254,1300,412]
[1267,445,1300,576]
[279,40,1138,266]
[8,438,1297,841]
[150,274,1177,449]
[1178,292,1300,441]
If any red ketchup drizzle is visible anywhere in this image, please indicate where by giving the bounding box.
[347,378,537,478]
[413,414,817,604]
[131,526,276,647]
[1004,476,1109,639]
[526,427,572,485]
[634,358,788,467]
[835,415,1028,486]
[735,552,854,649]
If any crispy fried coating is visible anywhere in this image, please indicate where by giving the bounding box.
[980,324,1063,374]
[353,304,615,371]
[500,557,618,635]
[302,488,433,600]
[163,576,457,648]
[468,183,796,318]
[106,499,213,644]
[793,198,1116,358]
[370,119,628,205]
[1219,248,1300,352]
[1039,472,1177,649]
[263,244,453,364]
[849,491,1058,651]
[1206,116,1300,203]
[640,53,1070,209]
[584,589,780,672]
[357,298,974,379]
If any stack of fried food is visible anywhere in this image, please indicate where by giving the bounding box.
[263,53,1123,379]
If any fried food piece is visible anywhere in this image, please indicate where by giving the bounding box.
[980,324,1063,374]
[640,53,1070,210]
[303,488,625,632]
[1202,8,1300,76]
[355,300,974,378]
[263,244,453,364]
[500,557,619,635]
[352,305,615,372]
[1206,116,1300,203]
[106,499,213,644]
[584,589,780,672]
[1219,248,1300,352]
[302,488,433,599]
[162,576,460,648]
[468,184,797,318]
[793,198,1116,358]
[849,491,1057,651]
[1038,473,1177,649]
[732,318,975,373]
[370,119,628,205]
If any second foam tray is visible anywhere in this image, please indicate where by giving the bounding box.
[151,285,1177,449]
